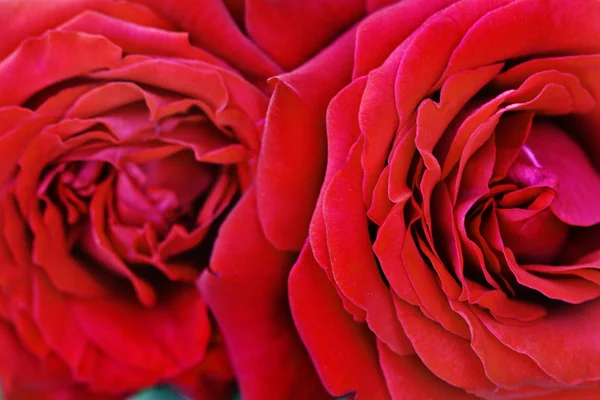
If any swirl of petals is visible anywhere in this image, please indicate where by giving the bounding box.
[0,1,278,398]
[287,0,600,398]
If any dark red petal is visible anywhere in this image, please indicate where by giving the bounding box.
[31,271,157,393]
[71,287,211,380]
[324,139,413,355]
[0,0,174,60]
[450,301,556,390]
[132,0,282,80]
[246,0,364,70]
[527,387,600,400]
[199,187,327,400]
[354,0,458,78]
[493,55,600,169]
[393,297,496,396]
[309,77,368,281]
[476,299,600,385]
[377,340,477,400]
[58,11,221,64]
[257,29,357,251]
[289,246,391,400]
[0,321,114,399]
[0,30,121,107]
[443,0,600,81]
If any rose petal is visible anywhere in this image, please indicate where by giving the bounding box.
[476,298,600,385]
[246,0,364,69]
[324,138,414,355]
[59,10,221,64]
[0,30,122,107]
[354,0,458,78]
[132,0,282,80]
[525,122,600,226]
[199,187,327,400]
[377,340,478,400]
[393,296,496,396]
[289,246,392,400]
[257,29,358,251]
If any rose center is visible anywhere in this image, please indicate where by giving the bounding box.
[496,121,600,264]
[115,150,217,234]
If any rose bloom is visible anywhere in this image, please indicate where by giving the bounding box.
[0,0,349,398]
[259,0,600,398]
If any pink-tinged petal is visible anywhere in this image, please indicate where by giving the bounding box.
[199,187,327,400]
[450,301,556,390]
[524,122,600,226]
[132,0,283,80]
[445,71,590,196]
[377,340,477,400]
[491,111,534,182]
[354,0,458,78]
[498,207,569,265]
[393,297,497,396]
[58,11,221,64]
[475,298,600,385]
[324,139,413,355]
[257,29,357,251]
[443,0,600,81]
[0,30,122,107]
[289,246,392,400]
[246,0,364,70]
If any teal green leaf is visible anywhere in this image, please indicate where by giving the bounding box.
[128,387,184,400]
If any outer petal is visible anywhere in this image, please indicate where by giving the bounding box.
[0,0,173,59]
[257,29,357,251]
[132,0,283,80]
[246,0,364,70]
[0,30,121,107]
[199,187,327,400]
[289,246,391,400]
[377,340,477,400]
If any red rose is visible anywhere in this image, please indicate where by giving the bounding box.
[0,1,312,398]
[260,0,600,398]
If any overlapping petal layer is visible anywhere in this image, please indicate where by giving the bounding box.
[287,0,600,398]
